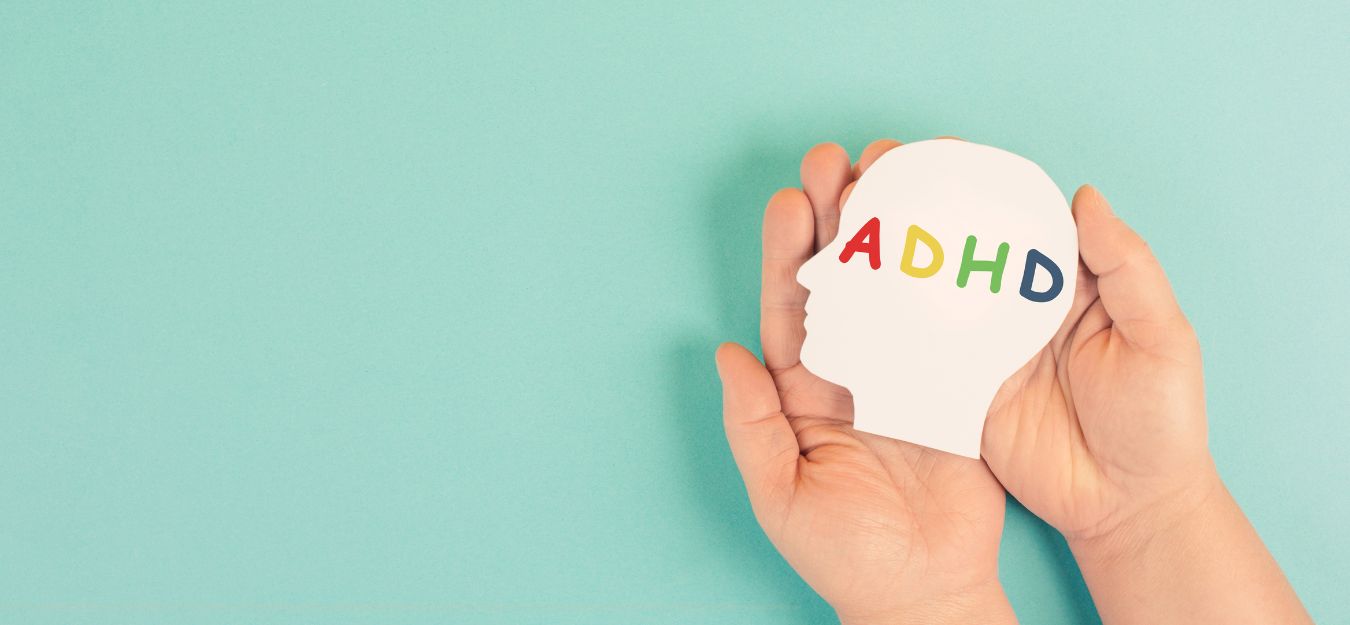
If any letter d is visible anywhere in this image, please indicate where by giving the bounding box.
[900,225,944,278]
[1018,249,1064,303]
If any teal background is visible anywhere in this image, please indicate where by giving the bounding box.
[2,2,1347,623]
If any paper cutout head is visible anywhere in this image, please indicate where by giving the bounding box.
[797,140,1077,458]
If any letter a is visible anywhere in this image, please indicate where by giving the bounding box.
[839,217,882,270]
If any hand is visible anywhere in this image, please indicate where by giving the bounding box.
[980,186,1311,624]
[980,185,1214,543]
[716,140,1016,625]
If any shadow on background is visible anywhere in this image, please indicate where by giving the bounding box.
[667,128,829,623]
[668,118,1102,624]
[1003,496,1102,624]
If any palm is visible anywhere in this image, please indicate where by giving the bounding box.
[981,195,1209,540]
[768,364,1005,610]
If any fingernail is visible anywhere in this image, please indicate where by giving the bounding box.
[1074,185,1111,216]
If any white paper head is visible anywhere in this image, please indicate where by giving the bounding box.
[797,140,1077,458]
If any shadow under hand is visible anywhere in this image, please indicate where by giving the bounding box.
[666,119,914,622]
[1001,495,1102,624]
[666,129,831,624]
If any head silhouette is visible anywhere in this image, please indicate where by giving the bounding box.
[797,140,1077,458]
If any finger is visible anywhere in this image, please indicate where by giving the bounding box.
[1049,260,1098,355]
[716,343,799,514]
[1072,185,1189,349]
[838,181,856,210]
[853,139,903,178]
[800,143,852,251]
[760,188,814,371]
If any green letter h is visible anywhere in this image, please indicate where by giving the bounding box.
[956,235,1010,293]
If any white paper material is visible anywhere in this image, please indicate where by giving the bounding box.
[798,140,1077,458]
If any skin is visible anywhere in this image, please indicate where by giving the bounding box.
[716,139,1313,624]
[981,184,1314,624]
[716,139,1016,625]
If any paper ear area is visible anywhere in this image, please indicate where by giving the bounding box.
[845,361,1015,459]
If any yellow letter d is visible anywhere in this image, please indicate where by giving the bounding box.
[900,225,944,278]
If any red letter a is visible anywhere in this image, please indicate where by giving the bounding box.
[839,217,882,269]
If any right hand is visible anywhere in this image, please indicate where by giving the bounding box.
[717,140,1015,625]
[980,185,1216,549]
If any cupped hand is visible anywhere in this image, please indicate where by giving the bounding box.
[981,185,1215,548]
[716,140,1014,625]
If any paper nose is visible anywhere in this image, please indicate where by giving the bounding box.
[797,250,823,290]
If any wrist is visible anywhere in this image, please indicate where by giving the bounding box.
[836,578,1016,625]
[1065,460,1226,568]
[1063,459,1313,624]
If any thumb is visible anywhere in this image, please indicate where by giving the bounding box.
[1073,185,1190,350]
[715,342,798,516]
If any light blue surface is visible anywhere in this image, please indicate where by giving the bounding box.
[2,2,1347,623]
